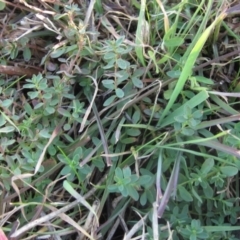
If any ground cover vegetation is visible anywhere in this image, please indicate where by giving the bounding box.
[0,0,240,239]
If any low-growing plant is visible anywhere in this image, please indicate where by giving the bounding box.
[1,0,240,239]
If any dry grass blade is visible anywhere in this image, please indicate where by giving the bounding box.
[79,200,100,240]
[34,119,64,174]
[155,0,169,33]
[156,150,163,201]
[84,0,96,26]
[10,175,106,239]
[79,75,98,133]
[157,151,182,218]
[100,16,136,46]
[123,213,148,240]
[63,180,99,227]
[19,0,55,15]
[192,136,240,158]
[91,101,112,166]
[208,91,240,97]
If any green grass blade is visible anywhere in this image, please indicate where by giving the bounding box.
[209,94,239,115]
[204,226,240,232]
[158,11,227,125]
[160,90,209,128]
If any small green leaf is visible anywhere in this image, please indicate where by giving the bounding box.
[103,95,116,106]
[115,36,125,46]
[44,106,55,115]
[63,93,75,99]
[57,154,68,164]
[123,167,131,178]
[189,118,201,127]
[190,234,197,240]
[178,185,193,202]
[132,109,141,124]
[93,157,105,170]
[73,147,83,158]
[58,108,71,117]
[166,70,181,78]
[138,175,152,186]
[0,115,6,127]
[192,110,203,119]
[0,0,6,10]
[102,79,115,90]
[38,80,48,90]
[2,99,13,108]
[0,126,15,133]
[92,137,101,146]
[174,115,187,123]
[116,58,130,69]
[203,183,213,198]
[23,83,35,89]
[50,98,59,106]
[108,184,119,192]
[42,93,52,99]
[39,129,51,138]
[27,91,39,99]
[120,137,137,144]
[116,88,124,98]
[220,166,238,177]
[23,47,31,61]
[191,76,214,85]
[132,68,145,78]
[63,123,71,131]
[103,59,115,69]
[115,167,123,179]
[191,219,201,228]
[164,89,173,100]
[60,165,72,175]
[126,128,141,136]
[118,185,128,196]
[132,77,143,88]
[103,52,116,60]
[201,158,214,175]
[2,139,15,146]
[164,37,184,47]
[127,185,139,200]
[182,127,195,136]
[116,70,129,84]
[130,174,138,183]
[48,145,57,156]
[10,46,18,59]
[191,188,202,204]
[140,191,147,205]
[50,47,66,58]
[34,102,44,109]
[115,47,128,54]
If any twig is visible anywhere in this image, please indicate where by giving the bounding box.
[0,65,41,77]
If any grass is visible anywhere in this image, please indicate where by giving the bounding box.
[1,0,240,239]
